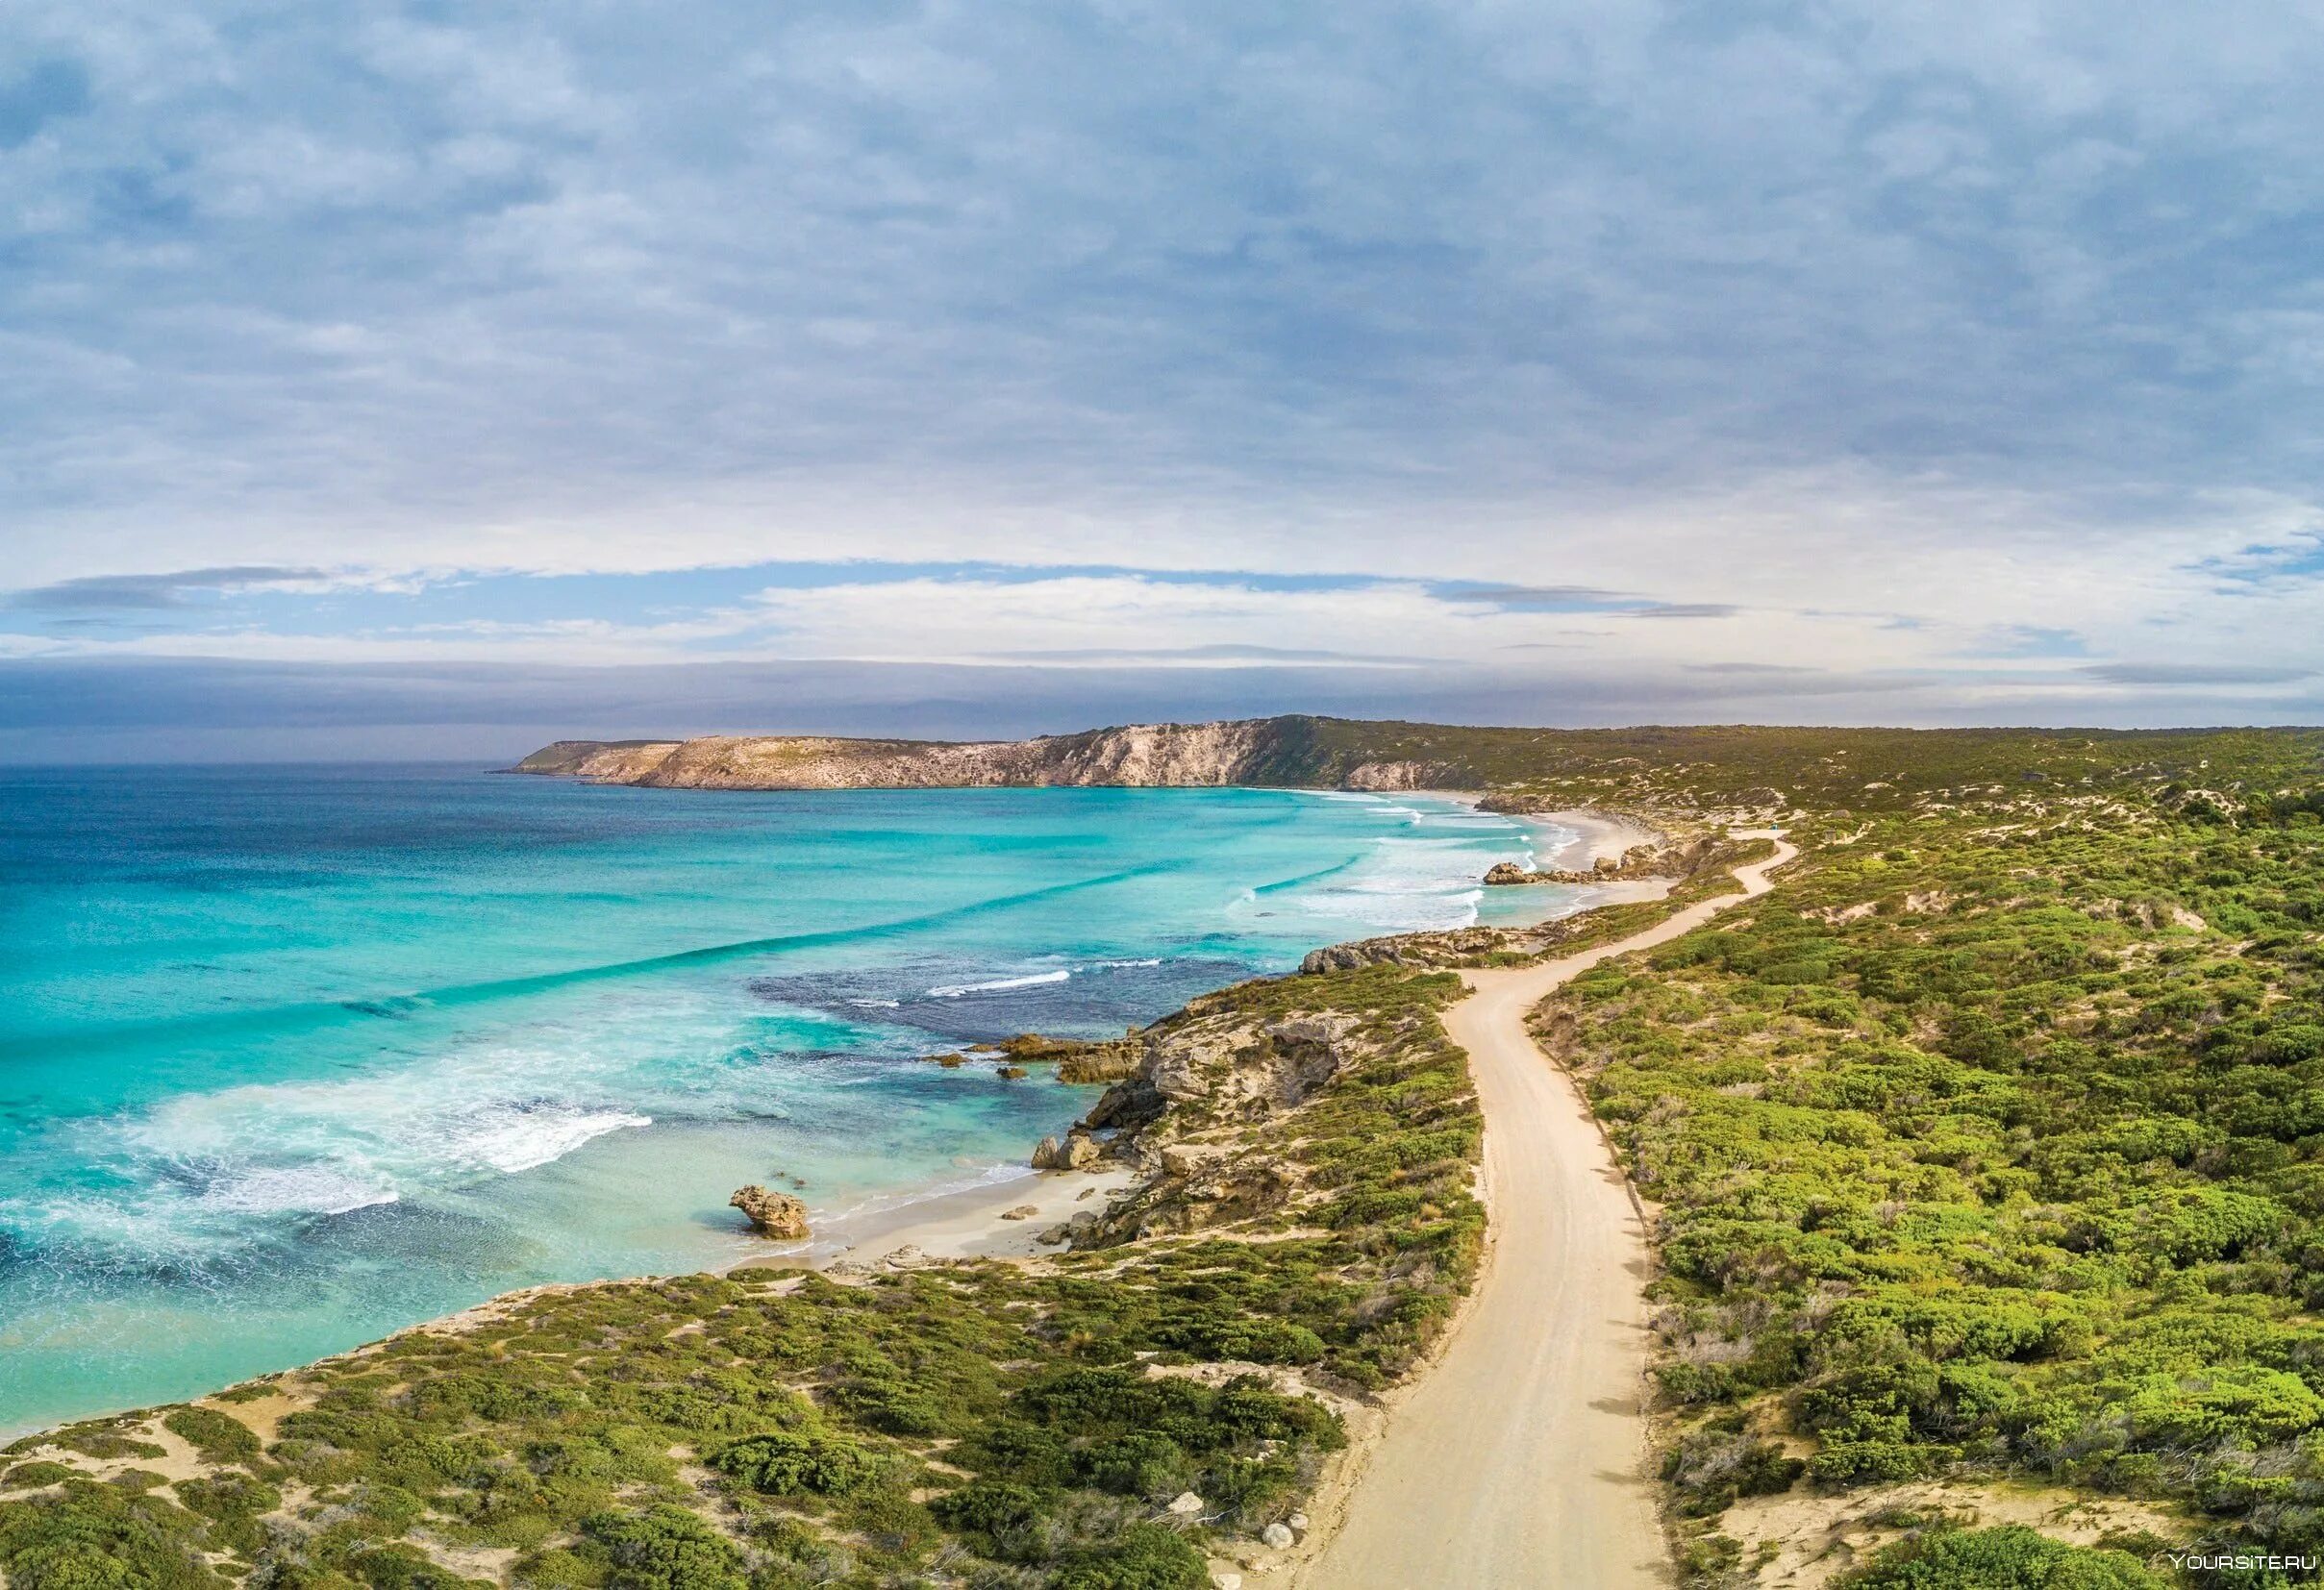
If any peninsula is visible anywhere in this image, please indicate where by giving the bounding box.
[512,716,1462,791]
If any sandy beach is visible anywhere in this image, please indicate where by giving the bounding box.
[1531,804,1663,869]
[720,1158,1140,1274]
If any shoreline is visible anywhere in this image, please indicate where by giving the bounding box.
[716,1159,1141,1275]
[0,783,1521,1441]
[1527,804,1663,871]
[0,789,1614,1445]
[0,794,1710,1589]
[737,787,1552,1275]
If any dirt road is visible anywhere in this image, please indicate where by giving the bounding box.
[1302,834,1798,1589]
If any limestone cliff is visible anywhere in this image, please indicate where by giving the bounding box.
[511,715,1465,791]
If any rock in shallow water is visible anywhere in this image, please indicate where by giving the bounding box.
[729,1183,811,1238]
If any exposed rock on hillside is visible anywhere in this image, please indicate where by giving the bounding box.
[516,721,1279,788]
[512,716,1464,791]
[510,738,684,778]
[1482,833,1712,886]
[1027,995,1379,1246]
[995,1031,1144,1083]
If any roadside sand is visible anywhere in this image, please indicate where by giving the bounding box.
[1291,832,1798,1590]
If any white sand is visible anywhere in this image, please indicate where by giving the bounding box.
[721,1161,1139,1274]
[1529,805,1664,869]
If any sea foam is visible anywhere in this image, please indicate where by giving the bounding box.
[926,969,1074,998]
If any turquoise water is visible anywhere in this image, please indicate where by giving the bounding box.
[0,766,1575,1430]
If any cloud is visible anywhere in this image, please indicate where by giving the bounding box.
[2081,662,2316,686]
[979,643,1429,668]
[1429,584,1637,611]
[1686,662,1817,675]
[4,3,2324,742]
[1630,604,1741,620]
[5,565,333,611]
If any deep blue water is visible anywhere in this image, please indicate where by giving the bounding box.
[0,765,1571,1429]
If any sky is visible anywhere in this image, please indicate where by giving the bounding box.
[5,2,2324,759]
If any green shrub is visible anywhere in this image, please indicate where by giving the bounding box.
[578,1505,746,1590]
[1836,1526,2164,1588]
[1080,1432,1188,1498]
[161,1408,262,1468]
[0,1477,230,1588]
[927,1480,1054,1559]
[1050,1523,1212,1589]
[710,1431,885,1498]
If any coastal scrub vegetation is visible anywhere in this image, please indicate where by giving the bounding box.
[1525,731,2324,1585]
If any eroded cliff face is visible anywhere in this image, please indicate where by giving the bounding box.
[511,739,685,779]
[511,718,1453,790]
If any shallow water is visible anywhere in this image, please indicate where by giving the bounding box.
[0,766,1576,1429]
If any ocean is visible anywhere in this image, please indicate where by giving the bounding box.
[0,765,1577,1431]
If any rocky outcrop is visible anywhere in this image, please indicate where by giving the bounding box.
[1343,759,1448,791]
[1300,924,1547,974]
[1024,998,1381,1248]
[996,1031,1144,1083]
[730,1184,810,1238]
[1299,901,1680,975]
[1031,1130,1101,1170]
[1482,834,1713,886]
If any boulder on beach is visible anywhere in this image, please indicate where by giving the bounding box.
[729,1183,811,1238]
[1031,1129,1101,1170]
[1483,860,1537,885]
